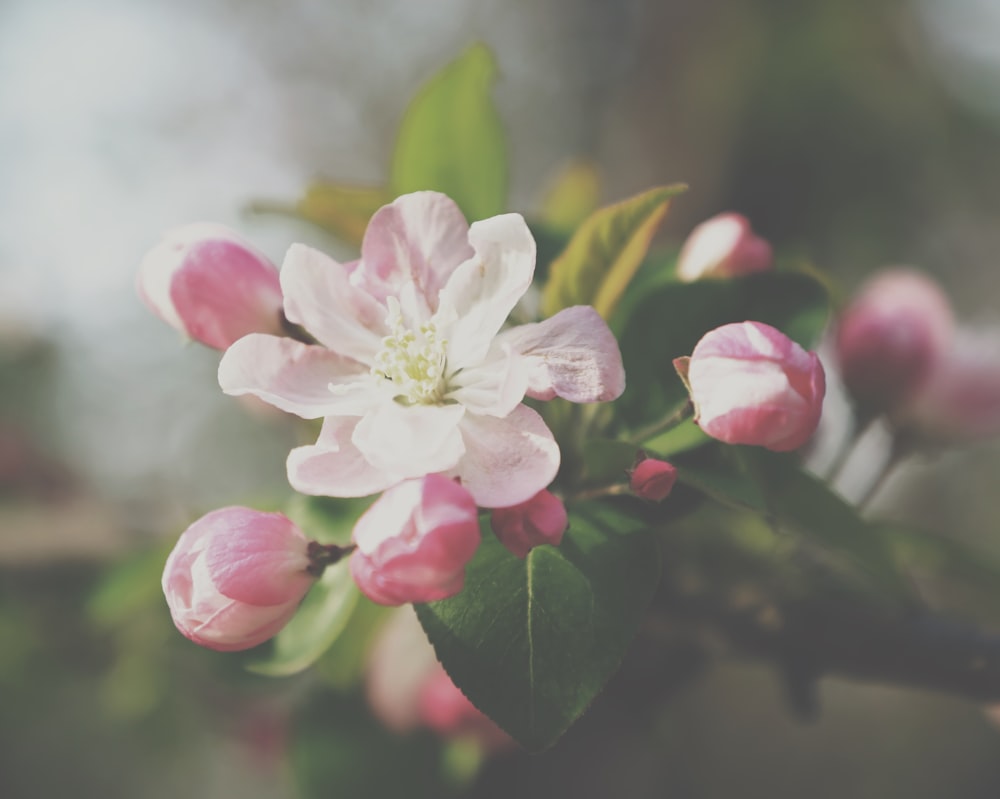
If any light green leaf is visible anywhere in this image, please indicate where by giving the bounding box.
[249,182,390,248]
[246,559,360,677]
[541,184,687,320]
[539,159,601,234]
[416,503,660,751]
[391,43,507,221]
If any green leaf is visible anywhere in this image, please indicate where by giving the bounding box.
[538,159,601,234]
[739,448,906,594]
[617,270,830,426]
[246,559,360,677]
[391,43,507,221]
[541,184,687,320]
[580,438,639,486]
[415,503,660,751]
[249,182,390,248]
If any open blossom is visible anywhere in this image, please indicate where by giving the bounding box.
[490,489,567,559]
[162,507,315,651]
[835,269,953,415]
[219,191,625,508]
[675,321,826,452]
[350,474,481,606]
[138,223,285,350]
[676,213,772,282]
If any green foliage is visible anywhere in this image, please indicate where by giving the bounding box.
[617,270,830,427]
[415,503,661,751]
[246,559,360,677]
[250,182,391,248]
[541,184,687,321]
[673,445,906,596]
[391,43,507,221]
[538,159,601,234]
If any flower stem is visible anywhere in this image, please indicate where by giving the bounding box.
[628,400,694,445]
[306,541,356,578]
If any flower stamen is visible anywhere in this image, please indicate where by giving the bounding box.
[372,297,448,405]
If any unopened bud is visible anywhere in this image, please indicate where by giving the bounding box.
[138,223,284,350]
[676,213,772,282]
[489,489,567,559]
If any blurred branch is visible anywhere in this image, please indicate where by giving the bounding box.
[658,584,1000,717]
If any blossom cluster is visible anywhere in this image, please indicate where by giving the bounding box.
[140,198,830,656]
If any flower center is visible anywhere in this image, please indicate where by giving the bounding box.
[371,297,448,405]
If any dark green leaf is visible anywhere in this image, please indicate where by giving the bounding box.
[391,43,507,221]
[416,503,660,751]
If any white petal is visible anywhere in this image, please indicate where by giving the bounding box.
[287,417,403,497]
[437,213,536,369]
[281,243,387,364]
[219,334,375,418]
[447,343,528,417]
[354,191,473,312]
[496,306,626,402]
[452,404,560,508]
[353,402,466,478]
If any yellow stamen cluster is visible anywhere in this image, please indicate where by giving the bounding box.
[371,298,448,405]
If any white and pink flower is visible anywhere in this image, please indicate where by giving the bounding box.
[218,191,625,508]
[675,321,826,452]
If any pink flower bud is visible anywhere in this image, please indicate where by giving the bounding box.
[161,507,315,652]
[350,475,481,606]
[835,269,953,414]
[138,223,284,350]
[675,321,826,452]
[489,489,567,559]
[629,456,677,501]
[899,328,1000,442]
[676,213,773,282]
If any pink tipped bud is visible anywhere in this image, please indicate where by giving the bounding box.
[350,475,481,606]
[678,321,826,452]
[489,489,567,559]
[161,507,315,652]
[629,456,678,501]
[676,213,773,282]
[138,223,284,350]
[835,269,953,414]
[899,328,1000,443]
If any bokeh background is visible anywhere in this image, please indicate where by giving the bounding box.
[4,0,1000,796]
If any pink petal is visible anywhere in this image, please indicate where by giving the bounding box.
[437,213,536,369]
[497,305,626,402]
[280,243,388,364]
[218,334,373,419]
[352,402,466,478]
[286,417,404,497]
[453,404,560,508]
[354,191,473,313]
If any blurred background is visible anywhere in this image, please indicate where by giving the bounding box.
[4,0,1000,796]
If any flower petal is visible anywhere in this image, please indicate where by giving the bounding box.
[354,191,473,313]
[452,404,560,508]
[281,243,387,364]
[353,402,466,478]
[446,343,528,417]
[219,334,375,419]
[437,213,536,369]
[497,305,626,402]
[287,417,404,497]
